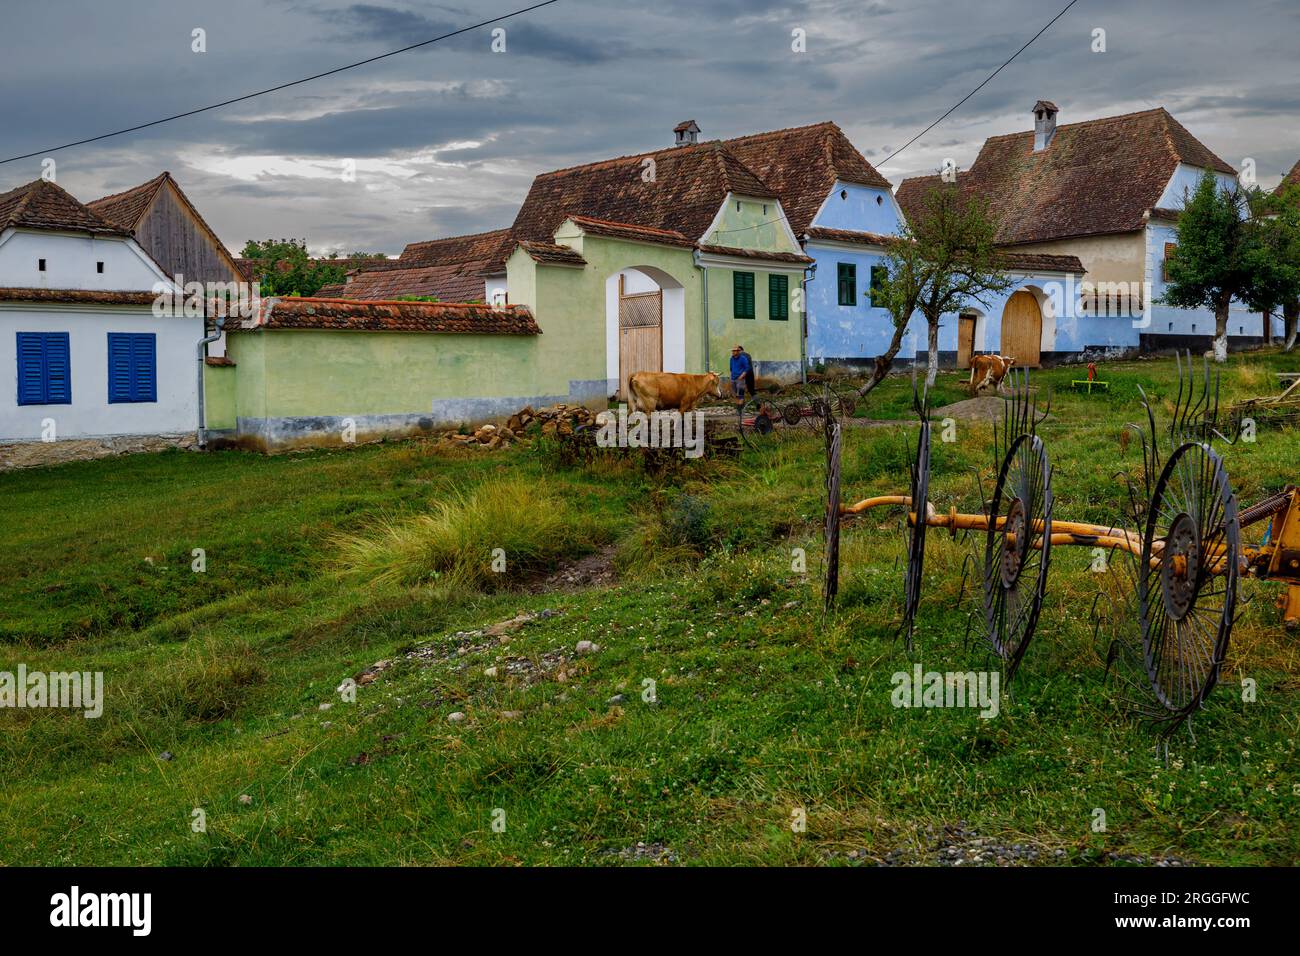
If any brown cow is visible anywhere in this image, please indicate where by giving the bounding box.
[628,371,722,414]
[969,354,1015,396]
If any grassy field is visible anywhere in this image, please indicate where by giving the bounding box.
[1,351,1298,866]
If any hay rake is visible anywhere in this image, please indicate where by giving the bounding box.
[822,355,1300,735]
[739,381,859,449]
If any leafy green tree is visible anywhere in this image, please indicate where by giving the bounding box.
[1261,182,1300,351]
[1161,172,1297,361]
[239,240,385,297]
[859,185,1012,392]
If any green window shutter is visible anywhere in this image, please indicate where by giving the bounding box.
[869,265,888,307]
[837,263,856,306]
[768,274,789,320]
[734,272,755,319]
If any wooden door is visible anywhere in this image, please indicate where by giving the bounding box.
[1000,291,1042,367]
[618,279,663,400]
[957,314,977,368]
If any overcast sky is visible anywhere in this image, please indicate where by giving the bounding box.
[1,0,1297,257]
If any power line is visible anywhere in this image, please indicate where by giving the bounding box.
[0,0,561,167]
[876,0,1083,169]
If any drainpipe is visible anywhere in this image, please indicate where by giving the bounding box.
[695,249,710,374]
[196,313,226,449]
[800,261,817,384]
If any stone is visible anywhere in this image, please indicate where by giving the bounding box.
[447,711,467,724]
[575,640,600,655]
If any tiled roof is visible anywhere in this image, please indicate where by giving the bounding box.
[696,244,813,265]
[804,226,899,247]
[722,122,892,234]
[231,296,540,335]
[515,241,587,266]
[562,215,695,246]
[398,227,513,266]
[314,283,346,297]
[1148,207,1184,222]
[86,172,170,229]
[896,108,1236,245]
[996,251,1085,274]
[488,140,777,273]
[0,179,134,237]
[0,287,159,306]
[342,262,487,302]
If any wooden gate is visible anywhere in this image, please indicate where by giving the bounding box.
[618,277,662,400]
[1000,291,1042,368]
[957,313,977,368]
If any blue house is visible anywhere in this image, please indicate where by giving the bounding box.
[724,121,1092,371]
[897,102,1281,362]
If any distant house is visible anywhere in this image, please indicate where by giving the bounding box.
[88,172,243,287]
[714,122,1085,370]
[897,103,1279,359]
[0,179,199,460]
[341,229,512,303]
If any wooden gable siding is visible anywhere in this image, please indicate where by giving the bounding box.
[135,184,242,285]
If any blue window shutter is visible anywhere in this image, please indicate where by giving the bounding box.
[107,332,157,403]
[133,334,156,402]
[16,333,45,404]
[108,333,132,403]
[43,333,71,404]
[16,332,71,405]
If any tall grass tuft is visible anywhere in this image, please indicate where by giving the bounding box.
[332,477,601,592]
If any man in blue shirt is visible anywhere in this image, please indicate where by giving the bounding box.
[730,344,753,413]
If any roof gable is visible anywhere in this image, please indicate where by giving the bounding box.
[0,179,132,237]
[490,140,775,272]
[721,121,891,234]
[896,108,1235,245]
[1277,159,1300,196]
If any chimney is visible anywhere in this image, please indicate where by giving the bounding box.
[673,119,701,147]
[1032,101,1059,152]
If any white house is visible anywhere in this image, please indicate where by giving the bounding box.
[0,179,200,458]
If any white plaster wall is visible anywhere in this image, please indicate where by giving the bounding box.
[0,306,202,441]
[485,277,508,306]
[0,230,167,290]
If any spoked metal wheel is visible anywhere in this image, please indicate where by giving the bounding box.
[823,422,843,611]
[738,395,780,450]
[1138,441,1239,721]
[983,433,1053,681]
[902,420,931,648]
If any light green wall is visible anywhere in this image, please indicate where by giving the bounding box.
[510,235,704,373]
[202,364,237,430]
[702,196,802,254]
[706,266,804,374]
[226,328,546,418]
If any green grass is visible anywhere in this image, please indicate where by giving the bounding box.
[1,350,1298,866]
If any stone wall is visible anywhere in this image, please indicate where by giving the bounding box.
[0,433,197,470]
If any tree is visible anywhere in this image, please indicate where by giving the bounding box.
[1262,181,1300,351]
[239,239,385,297]
[860,185,1013,392]
[1161,172,1297,362]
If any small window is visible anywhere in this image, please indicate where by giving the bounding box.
[868,264,888,307]
[733,272,755,319]
[16,331,71,405]
[876,195,884,205]
[736,201,742,212]
[96,261,105,274]
[1191,324,1196,333]
[840,189,848,200]
[837,263,856,307]
[768,274,789,320]
[107,332,157,403]
[38,258,46,272]
[1163,242,1176,281]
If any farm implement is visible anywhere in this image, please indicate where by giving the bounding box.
[822,355,1300,736]
[738,380,860,448]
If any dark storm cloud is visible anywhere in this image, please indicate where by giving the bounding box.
[0,0,1295,254]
